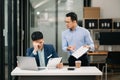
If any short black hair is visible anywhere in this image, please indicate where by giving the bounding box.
[66,12,78,22]
[31,31,43,41]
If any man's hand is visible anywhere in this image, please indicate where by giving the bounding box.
[33,42,40,53]
[67,45,76,52]
[83,45,90,50]
[56,63,63,69]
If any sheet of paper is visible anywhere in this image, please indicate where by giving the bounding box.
[72,46,89,59]
[47,57,62,68]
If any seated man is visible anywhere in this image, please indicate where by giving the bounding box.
[26,31,62,68]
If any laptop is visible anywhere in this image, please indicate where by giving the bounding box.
[17,56,62,70]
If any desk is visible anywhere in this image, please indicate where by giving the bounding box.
[88,51,108,56]
[88,51,108,68]
[11,66,102,80]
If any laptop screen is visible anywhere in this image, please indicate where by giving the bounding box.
[17,56,62,70]
[17,56,38,70]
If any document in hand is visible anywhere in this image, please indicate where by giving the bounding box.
[47,57,62,68]
[72,46,89,59]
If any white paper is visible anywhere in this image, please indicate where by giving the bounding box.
[47,57,62,68]
[72,46,89,59]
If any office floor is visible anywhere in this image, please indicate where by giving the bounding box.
[91,63,120,80]
[101,72,120,80]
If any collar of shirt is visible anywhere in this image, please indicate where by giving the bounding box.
[69,25,79,32]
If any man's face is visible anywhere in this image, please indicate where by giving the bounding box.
[65,17,75,29]
[33,39,44,50]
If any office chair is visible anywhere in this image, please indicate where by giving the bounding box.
[102,51,120,80]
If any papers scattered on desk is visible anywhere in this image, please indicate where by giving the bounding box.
[72,46,89,59]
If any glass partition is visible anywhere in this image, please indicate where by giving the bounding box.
[57,0,83,63]
[29,0,83,63]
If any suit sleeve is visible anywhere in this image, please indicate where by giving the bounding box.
[50,45,58,57]
[26,48,36,57]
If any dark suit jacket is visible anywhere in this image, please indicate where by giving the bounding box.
[26,44,58,66]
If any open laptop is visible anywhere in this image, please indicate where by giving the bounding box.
[17,56,62,70]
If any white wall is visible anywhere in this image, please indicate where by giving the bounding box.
[92,0,120,18]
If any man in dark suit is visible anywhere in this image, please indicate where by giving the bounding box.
[26,31,58,67]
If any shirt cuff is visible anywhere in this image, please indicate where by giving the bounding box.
[63,47,68,52]
[32,51,37,55]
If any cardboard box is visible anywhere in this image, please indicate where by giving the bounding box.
[84,7,100,18]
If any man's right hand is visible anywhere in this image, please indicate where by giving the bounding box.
[67,45,76,52]
[32,42,40,54]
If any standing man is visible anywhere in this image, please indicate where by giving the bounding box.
[62,12,94,66]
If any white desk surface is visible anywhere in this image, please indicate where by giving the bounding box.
[11,66,102,76]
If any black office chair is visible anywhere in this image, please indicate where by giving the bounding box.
[102,51,120,80]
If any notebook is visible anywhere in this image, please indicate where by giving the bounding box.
[17,56,62,70]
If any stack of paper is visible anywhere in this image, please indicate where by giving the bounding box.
[72,46,89,59]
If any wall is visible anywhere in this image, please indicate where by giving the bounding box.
[91,0,120,51]
[91,0,120,18]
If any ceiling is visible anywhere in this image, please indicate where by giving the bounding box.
[29,0,83,20]
[30,0,67,8]
[30,0,71,13]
